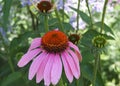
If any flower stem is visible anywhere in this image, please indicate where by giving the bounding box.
[44,15,49,32]
[55,9,64,32]
[0,34,15,73]
[58,78,64,86]
[85,0,93,28]
[62,0,65,22]
[76,79,79,86]
[28,6,36,31]
[77,0,80,30]
[92,54,100,86]
[101,0,108,33]
[8,54,15,72]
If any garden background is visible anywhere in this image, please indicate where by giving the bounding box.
[0,0,120,86]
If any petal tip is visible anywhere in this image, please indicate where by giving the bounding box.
[36,80,40,83]
[28,74,33,80]
[17,61,24,67]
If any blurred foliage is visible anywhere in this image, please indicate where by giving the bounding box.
[0,0,120,86]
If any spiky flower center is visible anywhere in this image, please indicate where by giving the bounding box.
[92,35,106,48]
[37,0,53,13]
[41,30,68,53]
[68,34,80,44]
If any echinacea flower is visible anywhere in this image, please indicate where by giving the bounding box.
[92,35,107,48]
[20,0,55,13]
[68,33,80,44]
[30,0,55,13]
[17,29,82,86]
[36,0,55,13]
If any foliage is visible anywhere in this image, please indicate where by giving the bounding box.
[0,0,120,86]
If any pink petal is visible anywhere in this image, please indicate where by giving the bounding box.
[69,42,82,61]
[36,54,49,83]
[61,53,73,83]
[17,49,41,67]
[64,51,79,79]
[28,38,41,51]
[51,54,62,85]
[28,52,47,80]
[44,54,55,86]
[68,49,80,78]
[75,50,82,62]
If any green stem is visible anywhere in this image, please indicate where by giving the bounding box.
[98,56,101,73]
[55,9,64,32]
[44,15,49,32]
[76,79,79,86]
[85,0,93,28]
[101,0,108,33]
[28,6,36,31]
[92,54,99,86]
[62,0,65,22]
[8,54,15,72]
[76,0,80,30]
[58,78,64,86]
[0,34,15,72]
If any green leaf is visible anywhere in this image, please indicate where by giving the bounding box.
[94,22,114,35]
[81,49,94,63]
[48,18,59,29]
[103,34,115,40]
[9,31,38,58]
[59,9,69,18]
[81,64,104,86]
[2,0,13,31]
[70,6,91,25]
[80,29,100,47]
[63,22,73,31]
[1,72,25,86]
[0,61,10,79]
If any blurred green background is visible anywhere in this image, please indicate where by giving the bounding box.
[0,0,120,86]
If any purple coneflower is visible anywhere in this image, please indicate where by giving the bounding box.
[17,29,82,86]
[32,0,55,13]
[20,0,55,13]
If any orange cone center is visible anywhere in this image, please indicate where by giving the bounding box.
[41,30,68,53]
